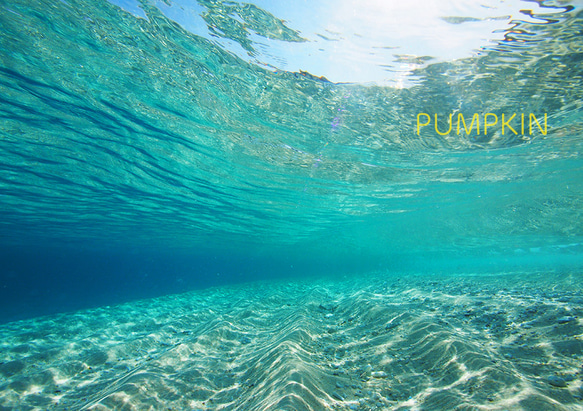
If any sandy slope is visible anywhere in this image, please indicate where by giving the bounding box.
[0,270,582,410]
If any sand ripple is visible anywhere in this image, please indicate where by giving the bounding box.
[0,271,582,410]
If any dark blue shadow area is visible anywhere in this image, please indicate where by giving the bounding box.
[1,242,580,324]
[0,246,252,323]
[0,245,385,324]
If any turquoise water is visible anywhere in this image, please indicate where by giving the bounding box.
[0,0,582,314]
[1,1,583,409]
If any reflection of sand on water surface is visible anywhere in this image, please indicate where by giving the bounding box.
[0,271,582,410]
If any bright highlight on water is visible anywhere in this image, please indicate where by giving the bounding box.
[0,0,582,409]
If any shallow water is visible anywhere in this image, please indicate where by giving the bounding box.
[0,0,582,409]
[1,271,583,410]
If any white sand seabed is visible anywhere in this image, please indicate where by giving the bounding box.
[0,270,582,410]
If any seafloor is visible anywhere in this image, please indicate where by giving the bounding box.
[0,270,582,410]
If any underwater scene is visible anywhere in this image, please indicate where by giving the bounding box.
[1,0,583,409]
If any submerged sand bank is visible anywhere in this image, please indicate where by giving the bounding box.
[0,271,582,410]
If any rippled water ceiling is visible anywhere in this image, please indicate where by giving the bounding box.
[108,0,579,85]
[1,0,582,256]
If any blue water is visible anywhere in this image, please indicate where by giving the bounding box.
[1,0,583,323]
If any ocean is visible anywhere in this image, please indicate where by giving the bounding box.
[0,0,582,409]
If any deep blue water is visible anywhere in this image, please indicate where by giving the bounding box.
[1,0,583,323]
